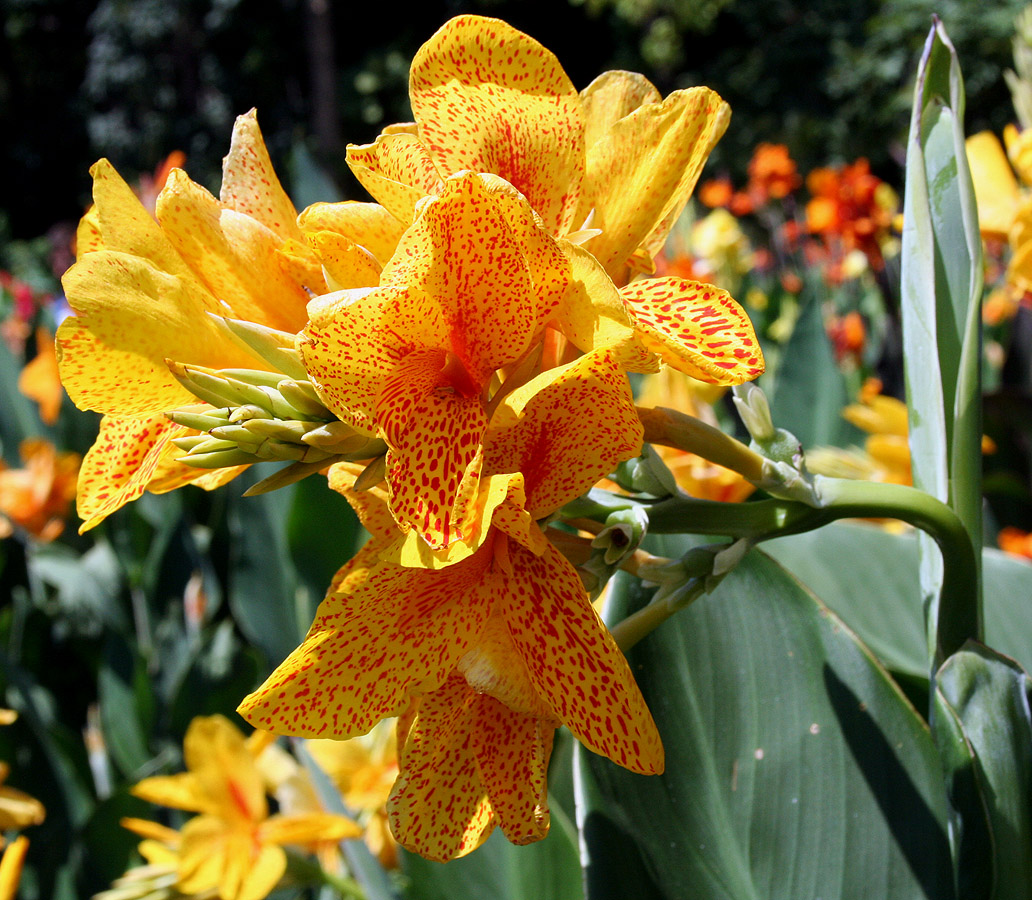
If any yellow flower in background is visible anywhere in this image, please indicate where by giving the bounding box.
[130,716,359,900]
[0,836,29,900]
[58,110,322,532]
[0,710,45,844]
[307,719,400,868]
[0,439,80,542]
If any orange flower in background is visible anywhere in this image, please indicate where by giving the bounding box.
[700,143,800,215]
[805,158,896,270]
[17,326,63,425]
[998,527,1032,560]
[827,310,867,363]
[0,439,80,541]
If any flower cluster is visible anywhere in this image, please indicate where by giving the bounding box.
[57,15,764,862]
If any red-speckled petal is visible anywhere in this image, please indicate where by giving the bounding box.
[503,541,664,775]
[410,15,585,235]
[327,461,399,544]
[275,238,330,295]
[58,252,258,416]
[81,160,192,280]
[554,242,658,372]
[471,697,554,846]
[220,109,302,242]
[301,286,434,433]
[346,132,444,224]
[156,170,311,332]
[619,277,764,384]
[387,673,495,861]
[237,544,494,740]
[580,71,662,151]
[380,174,538,380]
[74,415,188,532]
[381,370,487,549]
[75,205,104,258]
[485,349,643,518]
[585,87,730,282]
[297,202,407,268]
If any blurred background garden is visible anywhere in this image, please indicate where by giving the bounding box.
[4,0,1032,897]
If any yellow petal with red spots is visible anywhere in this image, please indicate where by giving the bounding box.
[327,461,399,544]
[301,286,428,434]
[410,15,585,235]
[74,415,203,532]
[346,132,444,224]
[220,109,301,242]
[555,242,659,372]
[381,374,486,549]
[387,674,496,861]
[274,238,329,295]
[58,251,257,416]
[580,70,662,151]
[237,543,494,740]
[298,201,407,268]
[81,160,192,281]
[183,715,267,824]
[485,349,643,518]
[156,170,311,333]
[585,87,730,282]
[75,205,103,258]
[503,541,664,775]
[619,277,764,384]
[471,696,553,845]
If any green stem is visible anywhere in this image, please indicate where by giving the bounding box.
[618,476,979,662]
[284,850,367,899]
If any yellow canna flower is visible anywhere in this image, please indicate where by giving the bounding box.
[58,110,322,531]
[239,350,663,860]
[130,716,359,900]
[0,711,45,844]
[0,836,29,900]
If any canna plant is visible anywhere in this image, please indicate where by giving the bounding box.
[36,12,1032,900]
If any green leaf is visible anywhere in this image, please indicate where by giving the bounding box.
[764,522,1032,679]
[0,335,42,463]
[401,802,584,900]
[578,545,955,900]
[900,20,984,662]
[98,637,153,778]
[936,644,1032,900]
[768,277,859,451]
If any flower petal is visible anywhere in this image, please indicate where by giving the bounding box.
[410,15,585,235]
[387,674,495,861]
[965,131,1019,239]
[183,715,267,824]
[585,87,730,281]
[485,349,643,518]
[554,242,659,372]
[220,109,301,242]
[297,201,407,268]
[580,70,662,151]
[58,251,257,416]
[131,773,209,814]
[304,231,381,292]
[156,169,311,332]
[619,277,764,384]
[471,696,553,845]
[259,812,362,845]
[75,415,202,532]
[346,132,444,224]
[503,541,664,775]
[237,544,493,740]
[327,461,399,544]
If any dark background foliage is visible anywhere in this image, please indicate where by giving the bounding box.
[1,0,1027,241]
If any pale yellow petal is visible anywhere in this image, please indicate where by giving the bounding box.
[966,131,1020,237]
[297,201,407,268]
[585,87,730,282]
[157,169,311,333]
[580,70,662,151]
[220,109,301,241]
[258,811,362,845]
[58,251,258,416]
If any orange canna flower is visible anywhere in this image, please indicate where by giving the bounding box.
[17,327,63,425]
[0,439,80,541]
[998,526,1032,560]
[746,143,801,201]
[239,350,663,861]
